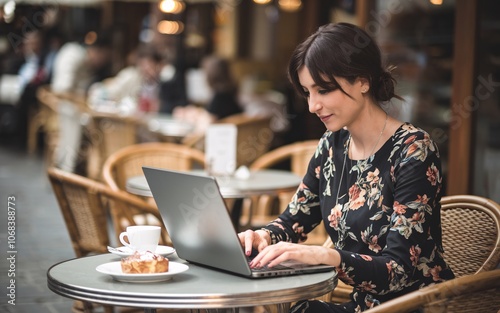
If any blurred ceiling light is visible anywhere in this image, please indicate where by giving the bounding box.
[253,0,272,4]
[3,0,16,23]
[157,20,184,35]
[279,0,302,12]
[84,31,98,45]
[429,0,443,4]
[159,0,185,14]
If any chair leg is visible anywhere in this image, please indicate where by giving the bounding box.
[104,305,115,313]
[72,300,115,313]
[27,109,44,155]
[72,300,88,313]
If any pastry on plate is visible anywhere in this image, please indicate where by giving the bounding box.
[121,251,169,274]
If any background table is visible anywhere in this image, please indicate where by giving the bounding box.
[146,113,194,142]
[126,169,302,198]
[48,253,338,313]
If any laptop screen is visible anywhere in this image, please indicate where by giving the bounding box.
[143,167,253,276]
[143,166,335,278]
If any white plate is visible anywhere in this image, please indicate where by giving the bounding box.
[96,261,189,283]
[108,245,175,257]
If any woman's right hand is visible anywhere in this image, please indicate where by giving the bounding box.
[238,229,271,257]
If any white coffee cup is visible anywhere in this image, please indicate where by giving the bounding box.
[119,225,161,252]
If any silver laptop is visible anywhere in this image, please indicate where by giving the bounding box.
[142,166,335,278]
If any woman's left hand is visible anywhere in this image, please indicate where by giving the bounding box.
[249,241,340,269]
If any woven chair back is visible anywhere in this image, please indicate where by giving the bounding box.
[182,113,274,168]
[102,142,206,191]
[242,140,321,237]
[224,113,273,167]
[441,195,500,277]
[48,167,110,258]
[48,167,171,252]
[365,269,500,313]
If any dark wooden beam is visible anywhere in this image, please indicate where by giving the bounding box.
[447,0,479,195]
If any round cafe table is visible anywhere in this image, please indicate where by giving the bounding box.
[145,113,194,142]
[47,253,338,313]
[126,169,302,199]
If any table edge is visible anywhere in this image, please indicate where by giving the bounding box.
[47,256,338,309]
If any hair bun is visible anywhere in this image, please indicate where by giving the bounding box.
[375,68,396,102]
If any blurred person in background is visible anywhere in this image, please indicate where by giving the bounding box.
[158,52,188,114]
[88,44,187,116]
[88,45,162,114]
[51,31,112,96]
[173,55,242,132]
[1,29,62,147]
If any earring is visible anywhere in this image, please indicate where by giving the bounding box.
[362,89,367,93]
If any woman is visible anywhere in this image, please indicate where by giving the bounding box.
[238,23,454,312]
[202,55,242,120]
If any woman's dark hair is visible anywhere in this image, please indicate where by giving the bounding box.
[202,55,236,93]
[288,22,402,102]
[137,45,163,63]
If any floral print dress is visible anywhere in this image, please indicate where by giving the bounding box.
[263,123,455,311]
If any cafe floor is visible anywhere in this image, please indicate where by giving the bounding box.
[0,141,261,313]
[0,142,75,313]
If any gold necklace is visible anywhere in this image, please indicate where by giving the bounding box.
[350,112,388,160]
[335,138,349,205]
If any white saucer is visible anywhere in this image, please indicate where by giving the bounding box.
[108,245,175,257]
[96,261,189,283]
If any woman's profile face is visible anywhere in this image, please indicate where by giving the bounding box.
[298,66,367,132]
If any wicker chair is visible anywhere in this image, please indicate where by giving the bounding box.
[86,112,140,181]
[48,167,172,313]
[48,167,111,313]
[47,167,171,253]
[101,142,205,243]
[322,194,500,306]
[440,194,500,277]
[242,140,320,235]
[47,167,110,258]
[102,142,206,192]
[31,85,85,172]
[29,85,58,157]
[365,269,500,313]
[183,113,274,168]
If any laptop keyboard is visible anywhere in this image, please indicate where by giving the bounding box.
[246,257,291,271]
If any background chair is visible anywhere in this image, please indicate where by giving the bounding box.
[240,140,319,233]
[322,194,500,305]
[440,194,500,277]
[102,142,206,192]
[48,166,110,258]
[365,269,500,313]
[100,176,172,247]
[30,85,74,172]
[48,166,171,252]
[29,85,87,156]
[29,85,58,157]
[48,166,111,313]
[48,167,173,312]
[85,112,140,181]
[225,113,273,168]
[183,113,274,168]
[102,142,205,243]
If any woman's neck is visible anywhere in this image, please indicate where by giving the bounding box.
[346,106,391,160]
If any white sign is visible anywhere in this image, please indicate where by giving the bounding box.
[205,124,237,176]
